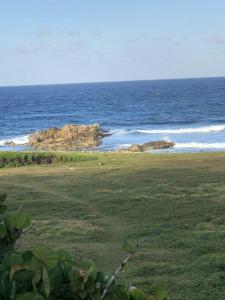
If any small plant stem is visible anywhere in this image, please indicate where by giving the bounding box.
[101,253,133,299]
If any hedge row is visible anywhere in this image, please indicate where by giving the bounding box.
[0,151,97,168]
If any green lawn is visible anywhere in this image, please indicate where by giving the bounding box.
[1,152,225,299]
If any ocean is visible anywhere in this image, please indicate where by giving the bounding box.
[1,77,225,152]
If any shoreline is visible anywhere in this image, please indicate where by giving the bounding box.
[1,146,225,154]
[3,147,225,153]
[2,122,225,153]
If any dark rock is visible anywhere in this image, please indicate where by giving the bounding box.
[127,140,174,152]
[4,141,16,147]
[143,140,175,150]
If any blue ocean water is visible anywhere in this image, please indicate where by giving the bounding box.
[1,77,225,152]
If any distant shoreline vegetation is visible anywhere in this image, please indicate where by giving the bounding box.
[0,151,97,168]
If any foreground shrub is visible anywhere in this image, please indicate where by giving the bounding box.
[0,152,97,168]
[0,194,167,300]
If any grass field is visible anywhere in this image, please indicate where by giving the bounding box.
[1,152,225,299]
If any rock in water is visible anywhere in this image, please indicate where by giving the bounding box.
[4,141,16,147]
[128,140,174,152]
[28,124,109,150]
[128,144,144,152]
[143,140,175,150]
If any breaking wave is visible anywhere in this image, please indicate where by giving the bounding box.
[174,142,225,149]
[0,135,29,147]
[110,124,225,135]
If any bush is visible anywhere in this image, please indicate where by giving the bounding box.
[0,152,97,168]
[0,194,167,300]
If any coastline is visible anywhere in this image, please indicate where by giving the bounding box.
[1,78,225,153]
[2,122,225,153]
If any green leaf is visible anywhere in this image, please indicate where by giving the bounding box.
[0,204,7,215]
[0,279,6,296]
[79,259,96,271]
[0,194,7,215]
[2,253,23,269]
[32,244,58,269]
[3,214,16,231]
[0,194,7,202]
[79,259,97,281]
[69,270,83,293]
[16,213,31,230]
[83,266,96,283]
[22,250,33,262]
[0,223,6,238]
[13,269,34,283]
[4,212,31,232]
[10,280,16,299]
[96,272,109,285]
[26,257,42,285]
[56,249,73,264]
[48,266,62,289]
[78,289,88,299]
[42,267,51,298]
[15,293,45,300]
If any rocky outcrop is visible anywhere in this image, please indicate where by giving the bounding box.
[4,141,16,147]
[28,124,109,151]
[142,141,175,150]
[128,144,144,152]
[128,140,175,152]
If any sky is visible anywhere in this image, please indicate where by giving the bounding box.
[1,0,225,86]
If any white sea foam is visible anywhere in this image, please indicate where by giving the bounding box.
[163,136,171,142]
[134,124,225,134]
[110,125,225,136]
[109,129,128,136]
[0,135,29,147]
[174,142,225,149]
[118,143,132,148]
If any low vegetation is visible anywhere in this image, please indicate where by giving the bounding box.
[0,152,97,168]
[0,194,166,299]
[1,152,225,299]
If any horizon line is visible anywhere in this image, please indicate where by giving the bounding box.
[0,75,225,88]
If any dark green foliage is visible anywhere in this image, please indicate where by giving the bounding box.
[0,194,31,260]
[0,152,97,168]
[0,194,167,300]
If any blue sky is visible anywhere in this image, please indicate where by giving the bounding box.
[1,0,225,86]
